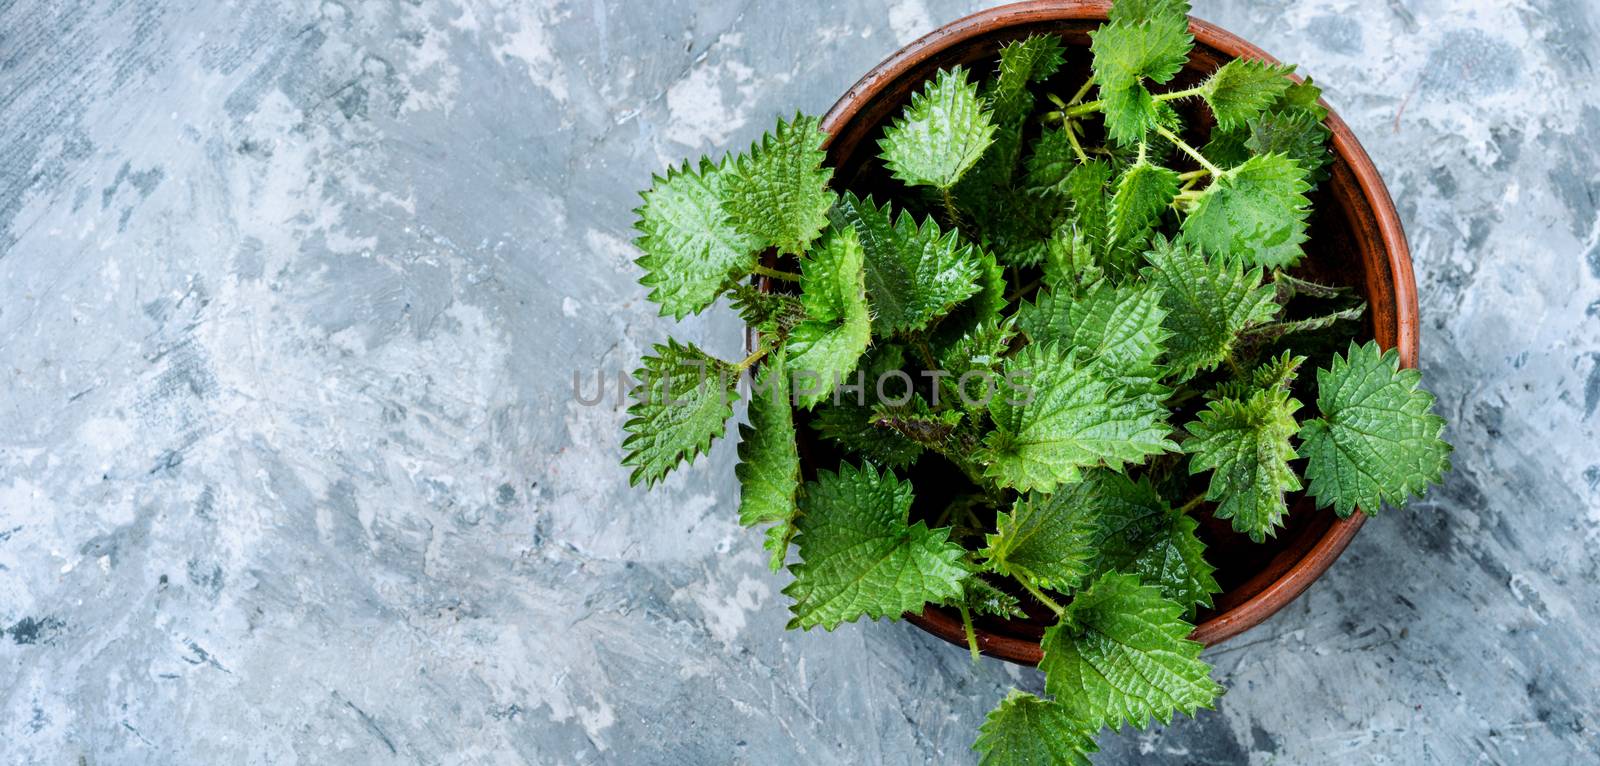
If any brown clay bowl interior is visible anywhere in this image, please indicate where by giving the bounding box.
[791,0,1417,665]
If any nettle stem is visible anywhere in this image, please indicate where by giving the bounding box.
[1062,99,1103,118]
[1153,124,1222,176]
[1060,83,1205,118]
[958,600,981,663]
[1006,276,1044,303]
[1044,81,1098,123]
[912,336,938,371]
[1155,84,1206,102]
[735,346,769,373]
[939,187,963,228]
[1176,168,1211,182]
[1223,351,1245,378]
[1063,120,1091,164]
[1018,577,1067,618]
[1176,493,1208,514]
[1066,78,1096,106]
[751,264,802,282]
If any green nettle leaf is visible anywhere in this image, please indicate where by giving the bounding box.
[1270,78,1331,137]
[785,226,872,408]
[1108,159,1181,261]
[1242,302,1366,349]
[984,187,1072,268]
[1278,77,1327,113]
[936,316,1018,388]
[1200,79,1330,180]
[955,132,1024,219]
[958,35,1067,211]
[1181,153,1313,268]
[621,340,739,487]
[1108,0,1192,25]
[736,350,801,570]
[1202,125,1252,168]
[1142,235,1279,379]
[785,463,969,629]
[960,576,1028,619]
[1184,387,1303,542]
[933,312,1016,415]
[1100,82,1161,146]
[728,284,808,341]
[1252,350,1306,390]
[812,402,924,467]
[1246,108,1332,182]
[980,344,1177,493]
[1063,160,1114,224]
[1043,223,1104,292]
[1145,100,1186,153]
[1215,351,1306,400]
[871,401,964,450]
[981,490,1099,592]
[830,193,982,335]
[974,691,1098,766]
[1041,160,1115,274]
[1039,572,1222,731]
[932,244,1008,347]
[1300,341,1453,517]
[1045,472,1218,614]
[634,157,761,319]
[1198,59,1295,131]
[1090,16,1192,90]
[879,67,998,191]
[1271,269,1350,301]
[1089,1,1192,144]
[957,39,1066,209]
[990,35,1068,124]
[1018,281,1170,382]
[1024,127,1080,195]
[1131,513,1215,614]
[722,114,837,255]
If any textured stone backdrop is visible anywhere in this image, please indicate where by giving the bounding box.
[2,0,1597,763]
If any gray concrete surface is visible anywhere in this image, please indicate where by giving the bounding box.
[2,0,1598,763]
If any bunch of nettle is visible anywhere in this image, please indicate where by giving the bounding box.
[621,0,1450,760]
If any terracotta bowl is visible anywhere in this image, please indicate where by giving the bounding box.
[802,0,1416,665]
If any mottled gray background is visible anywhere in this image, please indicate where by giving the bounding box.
[1,0,1597,763]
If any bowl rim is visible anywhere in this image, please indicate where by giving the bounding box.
[813,0,1418,662]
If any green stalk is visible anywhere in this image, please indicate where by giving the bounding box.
[1063,119,1091,164]
[1063,99,1103,118]
[1223,351,1245,378]
[1017,577,1067,618]
[1153,124,1222,176]
[1061,83,1205,118]
[1175,493,1208,515]
[751,264,801,282]
[1006,276,1044,303]
[1066,78,1096,106]
[912,336,938,371]
[735,346,769,373]
[958,600,981,664]
[1155,84,1206,102]
[938,187,965,230]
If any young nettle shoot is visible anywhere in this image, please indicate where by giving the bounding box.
[623,0,1451,761]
